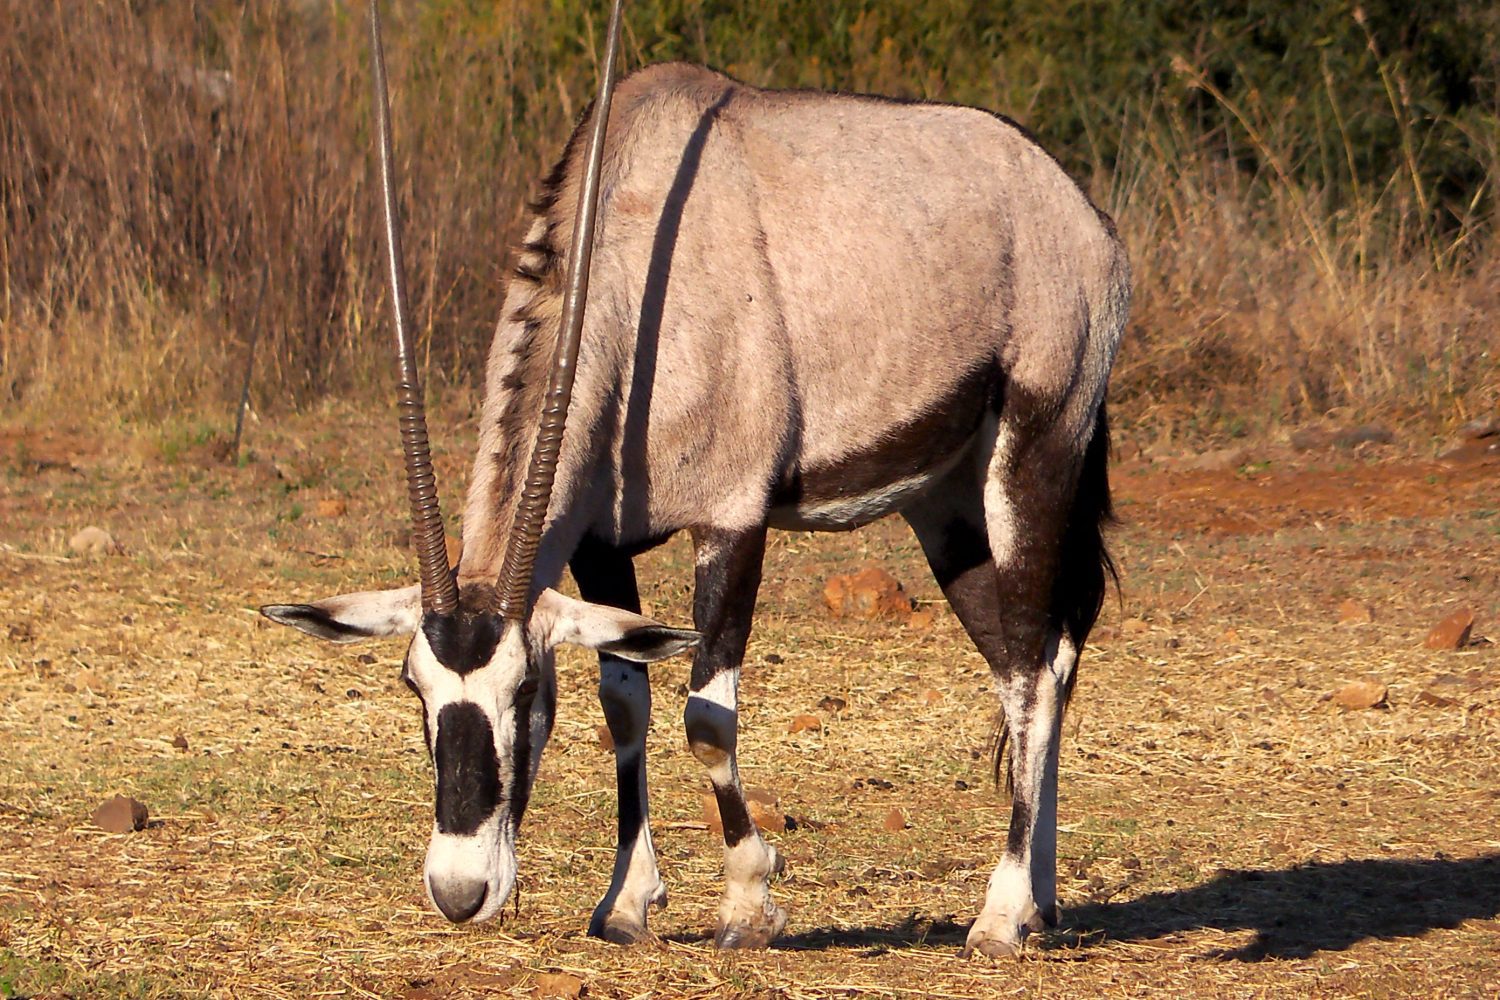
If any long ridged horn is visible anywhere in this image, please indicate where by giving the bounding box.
[369,0,458,616]
[495,0,628,622]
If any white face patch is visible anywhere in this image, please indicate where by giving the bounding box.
[405,626,542,923]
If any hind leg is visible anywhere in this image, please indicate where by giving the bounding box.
[904,419,1091,957]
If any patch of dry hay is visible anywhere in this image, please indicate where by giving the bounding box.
[1,405,1497,998]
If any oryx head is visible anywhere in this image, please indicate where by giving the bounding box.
[259,0,693,925]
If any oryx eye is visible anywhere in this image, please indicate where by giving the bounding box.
[516,676,539,700]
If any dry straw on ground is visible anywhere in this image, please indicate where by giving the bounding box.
[2,409,1497,997]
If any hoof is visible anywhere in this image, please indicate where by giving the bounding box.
[587,911,655,946]
[713,904,787,950]
[960,932,1023,959]
[962,905,1054,959]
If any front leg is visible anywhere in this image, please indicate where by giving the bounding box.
[682,526,786,949]
[571,537,666,945]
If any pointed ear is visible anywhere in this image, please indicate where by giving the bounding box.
[534,589,701,663]
[260,584,422,643]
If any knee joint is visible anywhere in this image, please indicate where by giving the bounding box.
[684,697,736,768]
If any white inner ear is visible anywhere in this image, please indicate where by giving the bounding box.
[533,588,655,650]
[316,584,423,637]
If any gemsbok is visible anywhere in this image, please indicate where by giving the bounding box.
[261,0,1128,957]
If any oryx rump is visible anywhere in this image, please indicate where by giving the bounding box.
[263,2,1128,959]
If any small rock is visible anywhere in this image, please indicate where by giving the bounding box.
[533,973,584,999]
[1332,680,1388,711]
[171,734,189,750]
[1181,446,1248,472]
[908,609,936,630]
[1441,437,1500,465]
[764,653,784,664]
[817,695,847,713]
[1332,425,1394,449]
[823,567,914,620]
[921,689,944,706]
[68,526,123,557]
[314,498,348,518]
[92,795,149,833]
[747,797,787,834]
[1122,617,1150,635]
[703,788,785,835]
[596,724,614,753]
[789,714,822,734]
[883,807,908,833]
[1455,417,1499,441]
[745,787,780,808]
[1337,599,1374,625]
[1424,609,1474,650]
[1290,427,1335,451]
[1221,628,1240,644]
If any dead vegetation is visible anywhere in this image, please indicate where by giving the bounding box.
[1,410,1496,998]
[1,3,1496,436]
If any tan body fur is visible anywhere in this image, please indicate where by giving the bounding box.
[460,63,1127,586]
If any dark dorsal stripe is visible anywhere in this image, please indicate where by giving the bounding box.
[434,702,501,836]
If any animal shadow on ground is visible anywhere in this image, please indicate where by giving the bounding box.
[772,854,1500,960]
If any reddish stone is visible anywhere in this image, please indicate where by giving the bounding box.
[823,567,914,620]
[93,795,149,833]
[1424,609,1474,650]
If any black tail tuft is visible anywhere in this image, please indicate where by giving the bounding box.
[1054,403,1117,706]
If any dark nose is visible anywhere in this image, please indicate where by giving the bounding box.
[429,876,487,923]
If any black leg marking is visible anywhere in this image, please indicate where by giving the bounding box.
[682,526,786,949]
[572,535,664,943]
[684,527,766,849]
[572,535,649,851]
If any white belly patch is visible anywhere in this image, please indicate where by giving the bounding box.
[767,449,967,531]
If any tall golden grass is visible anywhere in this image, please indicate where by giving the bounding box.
[1,1,1495,437]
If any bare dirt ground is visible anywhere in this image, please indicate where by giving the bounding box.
[1,405,1497,998]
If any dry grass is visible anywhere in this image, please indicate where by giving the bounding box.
[2,4,1496,437]
[1,408,1497,998]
